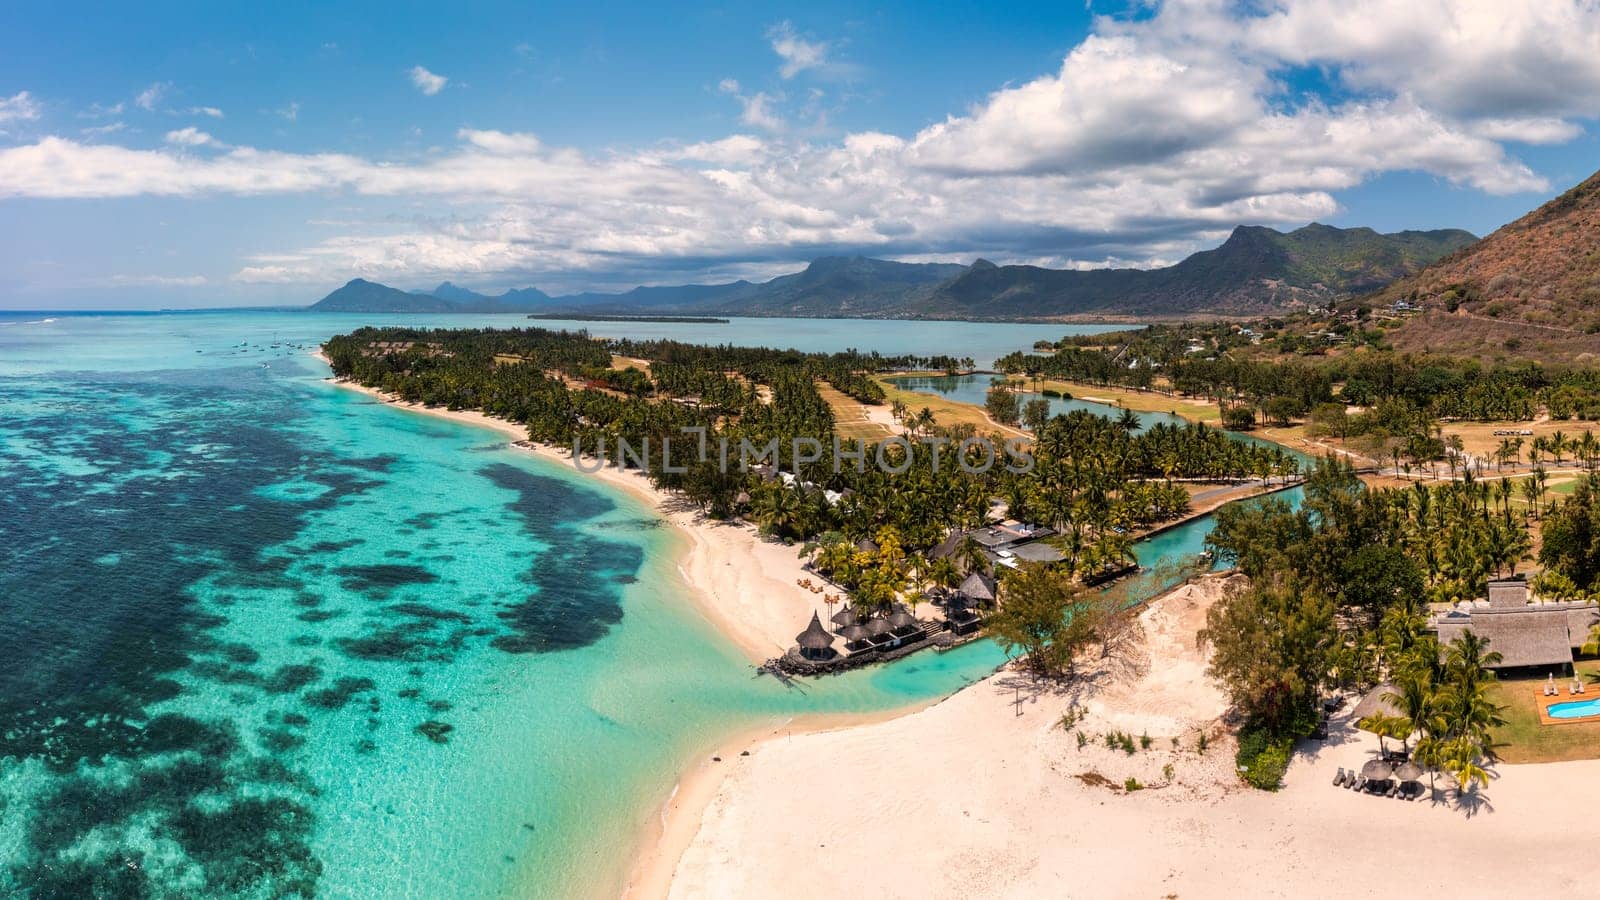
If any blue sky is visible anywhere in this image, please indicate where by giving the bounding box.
[3,1,1600,308]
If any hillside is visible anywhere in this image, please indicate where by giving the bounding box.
[917,224,1475,318]
[1372,170,1600,360]
[307,225,1470,319]
[310,279,455,313]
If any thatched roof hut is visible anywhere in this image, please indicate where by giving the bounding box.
[1350,683,1403,723]
[888,609,917,631]
[855,537,880,555]
[958,572,997,604]
[830,607,862,629]
[795,612,836,660]
[865,617,893,637]
[928,531,965,561]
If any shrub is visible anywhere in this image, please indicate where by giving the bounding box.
[1235,726,1293,791]
[1139,732,1153,750]
[1123,777,1144,792]
[1076,732,1088,750]
[1162,763,1175,782]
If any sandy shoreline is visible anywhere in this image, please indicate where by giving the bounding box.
[660,574,1600,899]
[312,353,956,897]
[313,353,822,665]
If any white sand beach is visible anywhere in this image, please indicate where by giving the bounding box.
[318,356,1598,900]
[653,574,1600,899]
[316,358,822,664]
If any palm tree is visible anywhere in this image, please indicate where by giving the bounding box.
[1382,676,1433,754]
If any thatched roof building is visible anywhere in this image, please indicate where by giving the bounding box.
[958,572,997,604]
[1431,599,1600,670]
[1350,683,1403,722]
[795,612,836,660]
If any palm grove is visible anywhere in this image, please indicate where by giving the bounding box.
[323,326,1292,654]
[1199,459,1542,789]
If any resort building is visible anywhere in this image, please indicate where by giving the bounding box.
[932,521,1065,569]
[1428,578,1600,672]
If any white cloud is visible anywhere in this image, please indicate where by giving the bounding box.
[8,1,1600,289]
[80,101,125,118]
[1472,117,1585,145]
[457,129,542,155]
[232,264,314,283]
[81,121,126,137]
[188,106,224,118]
[277,101,301,122]
[768,21,829,79]
[164,127,218,147]
[135,82,168,111]
[99,274,209,287]
[718,79,784,132]
[0,91,41,124]
[409,66,448,96]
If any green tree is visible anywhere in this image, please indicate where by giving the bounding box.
[1199,577,1334,735]
[1538,474,1600,589]
[1022,397,1051,432]
[986,385,1021,426]
[988,564,1107,676]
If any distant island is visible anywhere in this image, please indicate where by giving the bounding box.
[307,222,1475,321]
[525,313,729,324]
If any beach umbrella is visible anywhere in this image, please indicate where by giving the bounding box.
[1394,761,1424,783]
[1360,759,1394,781]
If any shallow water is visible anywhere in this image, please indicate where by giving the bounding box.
[0,311,1273,898]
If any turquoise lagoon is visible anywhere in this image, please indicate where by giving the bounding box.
[0,311,1280,898]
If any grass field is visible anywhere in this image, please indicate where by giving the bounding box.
[1439,419,1600,461]
[1038,379,1223,425]
[1490,659,1600,764]
[873,377,1028,438]
[816,382,896,442]
[609,355,652,375]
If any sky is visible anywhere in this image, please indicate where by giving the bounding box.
[3,0,1600,309]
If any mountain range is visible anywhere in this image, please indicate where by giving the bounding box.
[308,223,1476,320]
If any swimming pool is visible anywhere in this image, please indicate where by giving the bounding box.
[1547,697,1600,720]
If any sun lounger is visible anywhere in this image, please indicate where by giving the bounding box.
[1333,767,1346,787]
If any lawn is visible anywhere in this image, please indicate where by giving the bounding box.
[1439,419,1600,461]
[1489,659,1600,764]
[1039,379,1222,425]
[816,382,896,443]
[873,377,1028,438]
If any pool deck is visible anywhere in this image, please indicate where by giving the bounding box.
[1534,688,1599,725]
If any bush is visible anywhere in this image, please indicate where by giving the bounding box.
[1139,732,1152,750]
[1235,726,1293,791]
[1123,777,1144,792]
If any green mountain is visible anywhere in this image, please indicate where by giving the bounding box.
[310,279,455,313]
[308,225,1473,319]
[916,224,1477,318]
